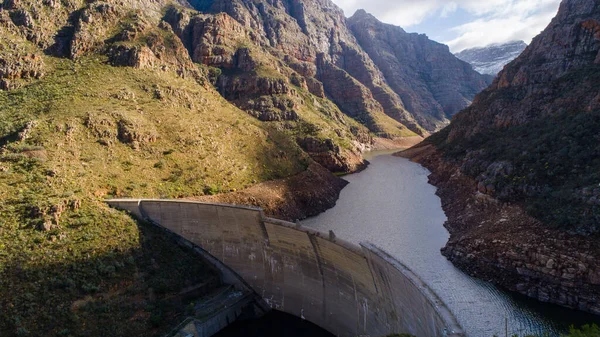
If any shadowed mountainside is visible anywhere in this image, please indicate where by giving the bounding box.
[404,0,600,316]
[348,9,492,130]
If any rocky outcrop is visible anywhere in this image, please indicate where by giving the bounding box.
[164,9,250,68]
[0,42,44,90]
[406,0,600,315]
[69,2,121,59]
[198,162,349,221]
[297,137,367,174]
[107,20,205,82]
[347,10,491,131]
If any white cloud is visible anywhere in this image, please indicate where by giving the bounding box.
[445,8,557,52]
[334,0,442,26]
[331,0,561,52]
[440,2,458,18]
[446,0,560,52]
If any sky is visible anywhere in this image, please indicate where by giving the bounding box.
[331,0,562,53]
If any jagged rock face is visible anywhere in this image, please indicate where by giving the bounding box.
[348,10,491,131]
[315,54,387,131]
[297,137,367,173]
[186,0,493,135]
[69,2,121,59]
[455,41,527,76]
[164,9,251,68]
[107,20,205,83]
[184,0,426,135]
[216,57,302,122]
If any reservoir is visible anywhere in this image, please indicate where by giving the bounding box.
[301,151,599,337]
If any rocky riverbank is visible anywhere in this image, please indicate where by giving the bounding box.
[399,145,600,316]
[197,162,349,222]
[199,137,423,222]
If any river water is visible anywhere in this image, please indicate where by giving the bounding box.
[302,151,599,337]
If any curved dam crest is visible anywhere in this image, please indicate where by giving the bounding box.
[106,199,465,337]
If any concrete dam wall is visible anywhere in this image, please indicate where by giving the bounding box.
[107,199,465,337]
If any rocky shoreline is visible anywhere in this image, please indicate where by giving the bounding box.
[197,162,349,222]
[199,137,421,222]
[399,145,600,316]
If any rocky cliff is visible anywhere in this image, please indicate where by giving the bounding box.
[455,40,527,76]
[176,0,490,135]
[348,10,492,131]
[405,0,600,315]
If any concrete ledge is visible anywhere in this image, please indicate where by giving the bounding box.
[107,199,466,337]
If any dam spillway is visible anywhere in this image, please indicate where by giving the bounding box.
[107,199,464,337]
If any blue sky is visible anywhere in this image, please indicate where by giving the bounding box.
[332,0,562,52]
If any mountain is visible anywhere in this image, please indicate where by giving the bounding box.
[455,40,527,76]
[0,0,491,335]
[405,0,600,315]
[348,9,492,131]
[169,0,420,136]
[175,0,491,134]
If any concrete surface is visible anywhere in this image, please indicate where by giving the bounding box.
[107,199,465,337]
[169,287,260,337]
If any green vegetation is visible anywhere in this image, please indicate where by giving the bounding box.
[0,52,313,336]
[565,324,600,337]
[0,201,221,336]
[433,108,600,233]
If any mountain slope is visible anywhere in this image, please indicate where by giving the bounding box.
[185,0,491,134]
[0,0,362,335]
[178,0,421,136]
[406,0,600,315]
[455,41,527,76]
[348,10,492,130]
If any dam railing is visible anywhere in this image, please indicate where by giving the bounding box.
[107,199,465,337]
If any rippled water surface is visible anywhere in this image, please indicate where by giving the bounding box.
[302,151,599,337]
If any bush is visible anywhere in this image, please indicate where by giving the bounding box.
[203,184,220,196]
[566,324,600,337]
[437,109,600,233]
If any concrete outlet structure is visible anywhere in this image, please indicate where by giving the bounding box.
[107,199,465,337]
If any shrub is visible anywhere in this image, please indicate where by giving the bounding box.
[566,324,600,337]
[437,109,600,234]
